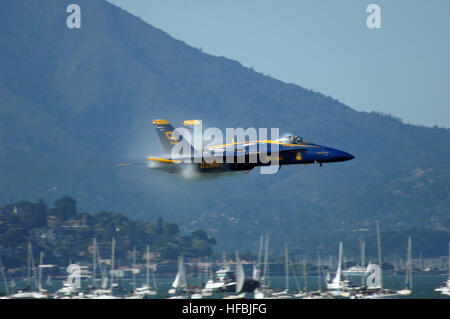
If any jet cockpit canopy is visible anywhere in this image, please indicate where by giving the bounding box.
[279,135,306,144]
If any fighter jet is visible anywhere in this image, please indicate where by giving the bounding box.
[119,119,354,176]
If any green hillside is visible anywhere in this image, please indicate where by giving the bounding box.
[0,197,216,267]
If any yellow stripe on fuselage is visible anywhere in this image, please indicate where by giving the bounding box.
[205,140,319,149]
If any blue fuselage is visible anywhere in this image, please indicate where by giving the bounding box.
[190,140,354,173]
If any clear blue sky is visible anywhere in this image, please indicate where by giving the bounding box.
[108,0,450,128]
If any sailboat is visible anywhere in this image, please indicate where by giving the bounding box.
[168,255,187,299]
[302,251,331,299]
[89,238,120,299]
[253,234,273,299]
[326,242,350,297]
[252,236,263,282]
[293,258,309,298]
[0,254,10,298]
[132,245,158,298]
[190,263,204,299]
[397,236,413,296]
[125,246,144,299]
[353,221,397,299]
[270,243,292,298]
[10,243,48,299]
[201,257,214,297]
[434,242,450,295]
[223,251,246,299]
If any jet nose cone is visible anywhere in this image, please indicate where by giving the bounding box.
[340,151,355,161]
[319,147,354,163]
[330,149,354,162]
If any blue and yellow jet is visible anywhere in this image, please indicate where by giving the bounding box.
[121,119,354,175]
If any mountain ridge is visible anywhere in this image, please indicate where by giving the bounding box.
[1,0,449,255]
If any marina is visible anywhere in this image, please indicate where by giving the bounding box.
[1,274,449,299]
[1,239,449,299]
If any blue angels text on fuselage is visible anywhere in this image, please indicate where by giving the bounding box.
[120,119,354,176]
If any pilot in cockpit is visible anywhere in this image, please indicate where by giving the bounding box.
[287,135,304,144]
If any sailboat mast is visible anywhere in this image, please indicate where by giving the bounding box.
[263,234,269,287]
[303,258,307,292]
[284,243,289,292]
[38,251,44,291]
[27,241,31,287]
[252,235,263,281]
[448,242,450,278]
[146,245,150,287]
[408,236,412,289]
[92,238,96,285]
[111,237,115,288]
[0,254,10,296]
[29,242,38,290]
[376,220,383,289]
[132,246,136,291]
[404,236,412,288]
[360,240,365,287]
[204,257,208,283]
[257,235,263,267]
[317,251,321,292]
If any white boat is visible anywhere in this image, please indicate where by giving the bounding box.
[253,287,271,299]
[135,284,157,297]
[54,281,78,298]
[301,251,333,299]
[168,295,187,299]
[351,289,398,299]
[302,291,333,299]
[128,246,157,299]
[270,243,293,298]
[397,236,412,296]
[434,242,450,295]
[87,288,121,299]
[10,291,48,299]
[203,263,236,293]
[253,234,273,299]
[223,250,246,299]
[10,243,48,299]
[224,292,246,299]
[342,265,366,276]
[168,255,187,298]
[85,237,121,299]
[327,242,350,297]
[190,292,203,299]
[293,259,309,298]
[354,222,398,299]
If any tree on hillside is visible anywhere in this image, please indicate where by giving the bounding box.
[51,197,77,220]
